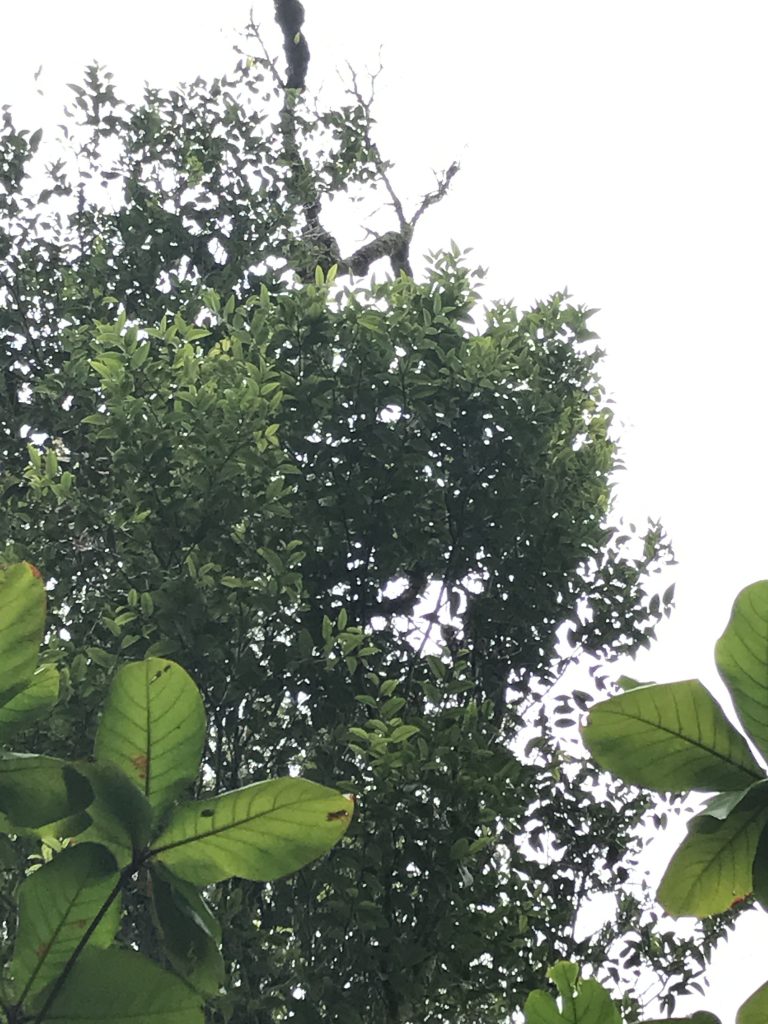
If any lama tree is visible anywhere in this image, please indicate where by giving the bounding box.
[0,2,734,1021]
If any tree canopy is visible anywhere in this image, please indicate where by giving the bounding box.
[0,3,733,1021]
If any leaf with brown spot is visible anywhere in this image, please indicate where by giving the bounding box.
[153,777,354,884]
[131,753,149,781]
[95,659,205,816]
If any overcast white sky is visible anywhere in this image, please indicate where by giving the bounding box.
[3,3,767,1020]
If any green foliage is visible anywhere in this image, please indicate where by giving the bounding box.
[0,19,710,1024]
[0,563,46,691]
[524,961,621,1024]
[583,581,768,1017]
[0,563,59,738]
[149,864,224,997]
[0,564,352,1023]
[523,961,721,1024]
[0,755,92,830]
[657,784,768,918]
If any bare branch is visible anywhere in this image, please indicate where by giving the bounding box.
[243,15,284,88]
[340,230,413,279]
[268,2,456,281]
[411,161,460,227]
[273,0,310,90]
[346,63,409,233]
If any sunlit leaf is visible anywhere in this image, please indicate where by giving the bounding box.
[737,980,768,1024]
[94,659,205,816]
[582,679,764,792]
[32,947,203,1023]
[152,776,353,884]
[658,788,768,917]
[523,962,620,1024]
[12,844,120,1004]
[0,562,46,701]
[716,581,768,761]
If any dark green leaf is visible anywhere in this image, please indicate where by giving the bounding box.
[716,581,768,761]
[69,762,153,866]
[0,754,92,828]
[150,863,224,996]
[645,1015,721,1024]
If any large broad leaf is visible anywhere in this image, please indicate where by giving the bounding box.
[0,754,92,828]
[0,562,46,701]
[94,659,205,817]
[68,762,153,866]
[150,863,224,996]
[524,991,566,1024]
[152,776,354,884]
[12,844,120,1005]
[582,679,764,792]
[716,581,768,762]
[751,820,768,911]
[0,664,59,740]
[0,809,91,842]
[31,947,203,1023]
[737,980,768,1024]
[523,962,620,1024]
[645,1015,722,1024]
[657,788,768,917]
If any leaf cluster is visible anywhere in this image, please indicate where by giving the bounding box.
[583,582,768,1020]
[524,961,721,1024]
[0,562,351,1023]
